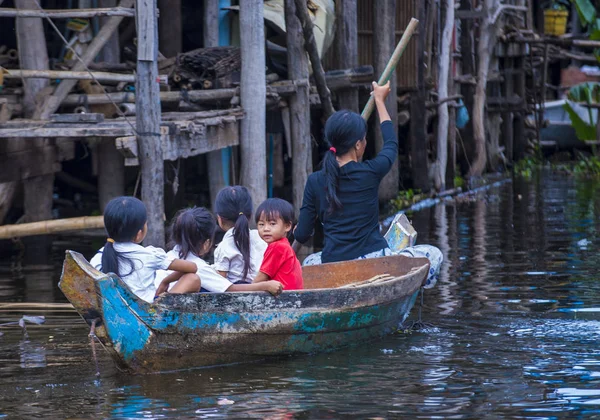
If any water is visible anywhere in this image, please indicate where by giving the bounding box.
[2,172,600,418]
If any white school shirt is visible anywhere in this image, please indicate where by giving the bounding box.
[213,229,267,283]
[155,246,233,293]
[89,242,175,303]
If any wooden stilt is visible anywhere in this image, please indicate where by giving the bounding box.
[285,0,312,219]
[502,57,515,163]
[410,1,430,192]
[513,56,526,161]
[334,0,358,113]
[435,0,454,191]
[239,0,267,208]
[373,0,398,201]
[135,0,164,247]
[204,0,227,209]
[97,0,124,210]
[158,0,181,58]
[15,0,54,263]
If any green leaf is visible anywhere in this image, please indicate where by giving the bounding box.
[571,0,597,25]
[563,101,597,140]
[591,28,600,40]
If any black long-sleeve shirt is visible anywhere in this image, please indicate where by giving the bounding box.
[294,121,398,263]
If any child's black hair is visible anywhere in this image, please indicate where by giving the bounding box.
[214,186,253,280]
[322,110,367,214]
[168,207,216,259]
[254,198,295,226]
[101,196,147,278]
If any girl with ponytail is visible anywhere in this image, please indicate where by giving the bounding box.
[155,207,283,296]
[89,196,200,302]
[213,186,267,283]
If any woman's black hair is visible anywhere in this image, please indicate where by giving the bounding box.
[255,198,295,226]
[101,196,147,278]
[168,207,216,259]
[322,110,367,213]
[214,186,253,280]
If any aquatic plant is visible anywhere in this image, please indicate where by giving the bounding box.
[389,189,422,212]
[572,154,600,178]
[513,157,542,179]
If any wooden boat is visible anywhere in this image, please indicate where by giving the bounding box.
[59,250,430,373]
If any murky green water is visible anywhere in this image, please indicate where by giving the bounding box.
[2,172,600,418]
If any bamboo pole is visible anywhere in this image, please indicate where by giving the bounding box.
[361,18,419,121]
[0,6,135,18]
[0,216,104,239]
[4,69,135,82]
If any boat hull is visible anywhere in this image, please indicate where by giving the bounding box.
[60,251,428,373]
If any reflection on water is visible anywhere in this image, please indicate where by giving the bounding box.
[2,172,600,417]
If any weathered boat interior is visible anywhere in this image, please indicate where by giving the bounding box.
[302,255,429,289]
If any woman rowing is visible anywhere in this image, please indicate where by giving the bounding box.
[294,81,441,287]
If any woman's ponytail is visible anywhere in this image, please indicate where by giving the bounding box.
[323,110,367,214]
[323,149,342,213]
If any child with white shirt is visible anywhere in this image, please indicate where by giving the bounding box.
[156,207,282,295]
[90,196,200,303]
[213,186,267,283]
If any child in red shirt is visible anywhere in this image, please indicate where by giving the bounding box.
[253,198,303,290]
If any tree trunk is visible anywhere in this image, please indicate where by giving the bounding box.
[334,0,358,113]
[469,0,495,178]
[239,0,267,207]
[373,0,398,202]
[285,0,312,219]
[136,0,164,247]
[435,0,454,191]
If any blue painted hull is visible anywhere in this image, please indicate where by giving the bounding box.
[59,251,429,373]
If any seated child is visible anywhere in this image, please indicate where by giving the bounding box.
[253,198,303,290]
[156,207,283,296]
[213,186,267,283]
[90,196,200,303]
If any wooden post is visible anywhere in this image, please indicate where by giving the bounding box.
[158,0,181,57]
[334,0,358,113]
[410,0,430,192]
[239,0,267,207]
[34,0,135,120]
[458,0,476,174]
[513,56,526,161]
[97,0,124,210]
[15,0,54,263]
[373,0,398,201]
[446,28,457,188]
[285,0,312,219]
[435,0,454,192]
[293,0,335,119]
[502,57,514,163]
[136,0,164,247]
[204,0,227,208]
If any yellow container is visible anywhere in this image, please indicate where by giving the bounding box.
[544,9,569,36]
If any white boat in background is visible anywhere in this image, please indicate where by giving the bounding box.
[535,100,597,149]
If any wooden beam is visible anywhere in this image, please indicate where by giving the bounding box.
[0,6,135,18]
[34,0,135,120]
[0,216,104,240]
[135,0,164,247]
[334,0,359,112]
[285,0,312,219]
[3,69,135,83]
[239,0,267,207]
[293,0,335,119]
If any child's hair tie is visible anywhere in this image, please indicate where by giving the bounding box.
[329,147,336,154]
[107,238,115,243]
[239,212,244,216]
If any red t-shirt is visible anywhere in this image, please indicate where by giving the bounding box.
[259,238,304,290]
